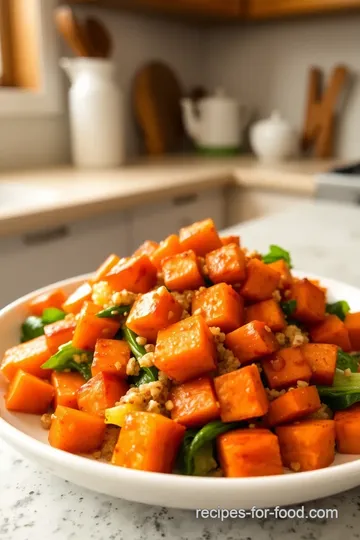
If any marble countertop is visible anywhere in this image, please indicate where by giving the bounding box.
[2,200,360,540]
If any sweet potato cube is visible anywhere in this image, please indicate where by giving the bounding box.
[241,259,280,302]
[179,218,222,257]
[133,240,159,258]
[191,283,244,333]
[0,335,51,382]
[206,243,246,285]
[112,412,185,472]
[335,404,360,454]
[267,386,321,427]
[51,371,85,409]
[344,312,360,351]
[170,377,220,427]
[292,278,326,323]
[49,405,105,454]
[62,282,92,315]
[77,372,129,417]
[214,364,269,422]
[150,234,182,270]
[267,259,293,289]
[105,255,157,294]
[28,289,67,317]
[44,317,77,354]
[154,315,217,383]
[92,339,131,378]
[218,428,283,477]
[162,250,204,291]
[221,235,240,247]
[5,370,54,414]
[310,315,351,351]
[262,347,312,389]
[126,286,183,342]
[225,321,278,365]
[245,299,286,332]
[300,343,338,386]
[92,254,120,283]
[276,420,335,471]
[72,302,120,350]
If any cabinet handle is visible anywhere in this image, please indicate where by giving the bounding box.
[172,193,198,206]
[22,226,70,246]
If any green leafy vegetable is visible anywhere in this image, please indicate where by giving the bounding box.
[20,316,45,342]
[281,299,297,319]
[318,369,360,410]
[262,245,292,268]
[41,308,66,325]
[96,305,130,319]
[41,341,93,381]
[326,301,350,321]
[193,442,218,476]
[123,326,159,386]
[132,366,159,386]
[337,350,359,373]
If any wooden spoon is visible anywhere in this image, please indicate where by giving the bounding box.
[54,5,93,57]
[84,18,112,59]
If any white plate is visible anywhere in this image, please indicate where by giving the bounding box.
[1,271,360,510]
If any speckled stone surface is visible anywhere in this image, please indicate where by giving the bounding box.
[2,200,360,540]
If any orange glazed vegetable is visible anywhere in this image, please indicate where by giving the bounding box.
[267,386,321,427]
[162,250,204,291]
[92,339,130,378]
[225,321,278,365]
[191,283,244,333]
[170,377,220,427]
[334,404,360,454]
[133,240,159,258]
[112,412,185,472]
[344,312,360,351]
[78,372,128,417]
[214,364,269,422]
[44,317,77,354]
[126,286,182,342]
[292,278,326,324]
[300,343,338,386]
[276,420,335,472]
[62,282,92,315]
[221,235,240,247]
[262,347,312,389]
[72,302,120,350]
[267,259,292,289]
[217,429,283,478]
[241,259,280,302]
[245,299,286,332]
[28,289,67,317]
[49,405,105,454]
[154,315,217,383]
[150,234,181,270]
[5,370,54,414]
[179,218,222,257]
[205,243,246,285]
[0,335,51,382]
[92,254,120,283]
[105,254,157,294]
[310,314,351,351]
[51,372,85,409]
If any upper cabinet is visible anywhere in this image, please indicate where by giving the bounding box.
[247,0,360,19]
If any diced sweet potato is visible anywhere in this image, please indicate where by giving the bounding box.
[126,286,182,342]
[154,315,217,383]
[51,371,85,409]
[92,254,120,283]
[0,335,51,382]
[170,377,220,427]
[267,386,321,427]
[72,302,120,350]
[28,289,67,317]
[77,372,129,417]
[225,321,278,365]
[335,404,360,454]
[262,347,312,389]
[267,259,293,289]
[214,364,269,422]
[310,315,351,351]
[150,234,181,270]
[179,218,222,257]
[92,339,131,378]
[44,317,77,354]
[206,243,246,285]
[111,411,185,472]
[344,312,360,351]
[221,235,240,247]
[105,255,157,294]
[245,299,286,332]
[162,250,204,291]
[133,240,159,258]
[217,428,283,477]
[300,343,338,386]
[276,420,335,471]
[292,278,325,323]
[62,282,92,315]
[191,283,244,333]
[309,279,327,294]
[5,370,54,414]
[49,405,105,454]
[241,259,280,302]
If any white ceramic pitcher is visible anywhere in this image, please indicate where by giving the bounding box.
[60,58,125,168]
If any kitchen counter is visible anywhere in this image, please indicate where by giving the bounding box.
[1,200,360,540]
[0,155,338,237]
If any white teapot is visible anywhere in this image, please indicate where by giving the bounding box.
[250,111,299,162]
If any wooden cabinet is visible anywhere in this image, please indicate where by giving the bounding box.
[247,0,360,19]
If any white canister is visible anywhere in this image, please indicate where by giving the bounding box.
[60,58,125,168]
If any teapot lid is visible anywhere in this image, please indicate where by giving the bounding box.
[261,110,292,128]
[202,87,238,106]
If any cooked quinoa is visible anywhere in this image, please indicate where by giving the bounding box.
[284,325,309,347]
